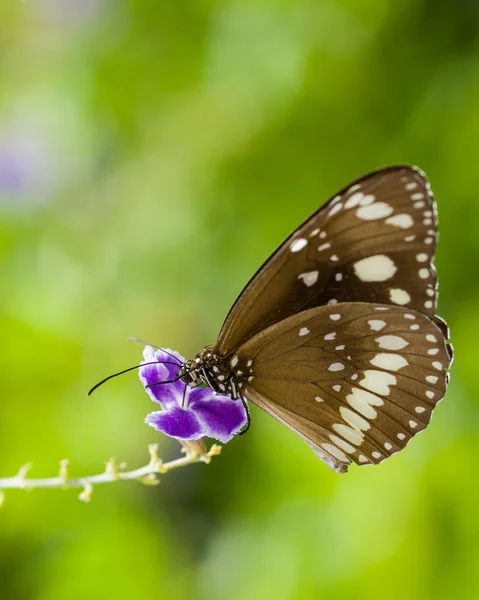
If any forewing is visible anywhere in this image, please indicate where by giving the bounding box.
[232,302,452,473]
[217,165,439,353]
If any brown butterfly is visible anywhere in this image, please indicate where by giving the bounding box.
[176,165,453,473]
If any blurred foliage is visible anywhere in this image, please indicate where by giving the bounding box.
[0,1,478,599]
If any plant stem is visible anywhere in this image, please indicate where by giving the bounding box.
[0,443,221,501]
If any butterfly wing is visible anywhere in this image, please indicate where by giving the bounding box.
[233,302,452,473]
[217,165,440,353]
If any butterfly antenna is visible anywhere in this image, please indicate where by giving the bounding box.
[87,361,182,396]
[146,365,196,388]
[127,338,182,364]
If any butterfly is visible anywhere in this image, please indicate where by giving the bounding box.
[175,165,453,473]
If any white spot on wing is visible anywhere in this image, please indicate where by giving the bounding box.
[330,314,341,321]
[347,387,384,418]
[320,443,348,463]
[360,370,397,395]
[329,434,356,454]
[345,192,363,209]
[333,423,364,446]
[340,407,371,431]
[354,255,397,282]
[356,202,393,220]
[329,203,343,216]
[290,238,308,252]
[328,362,345,372]
[389,288,411,305]
[368,319,386,331]
[298,271,319,287]
[375,335,409,350]
[359,194,375,205]
[370,353,409,371]
[348,184,361,193]
[386,214,414,229]
[299,327,310,337]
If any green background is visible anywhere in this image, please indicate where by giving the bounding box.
[0,1,477,599]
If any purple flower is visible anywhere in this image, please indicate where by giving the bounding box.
[140,347,248,444]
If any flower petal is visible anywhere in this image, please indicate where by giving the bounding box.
[139,346,185,408]
[193,397,248,443]
[145,408,204,440]
[186,386,218,408]
[153,348,184,382]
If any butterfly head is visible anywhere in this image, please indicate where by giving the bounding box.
[176,346,212,383]
[178,359,200,385]
[177,347,245,399]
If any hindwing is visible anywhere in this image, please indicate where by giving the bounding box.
[232,302,452,472]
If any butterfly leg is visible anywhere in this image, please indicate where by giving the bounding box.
[200,366,217,390]
[228,378,251,435]
[238,392,251,436]
[181,383,188,408]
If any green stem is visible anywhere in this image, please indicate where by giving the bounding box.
[0,443,221,502]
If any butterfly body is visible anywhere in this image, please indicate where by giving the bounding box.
[180,347,248,401]
[182,165,452,473]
